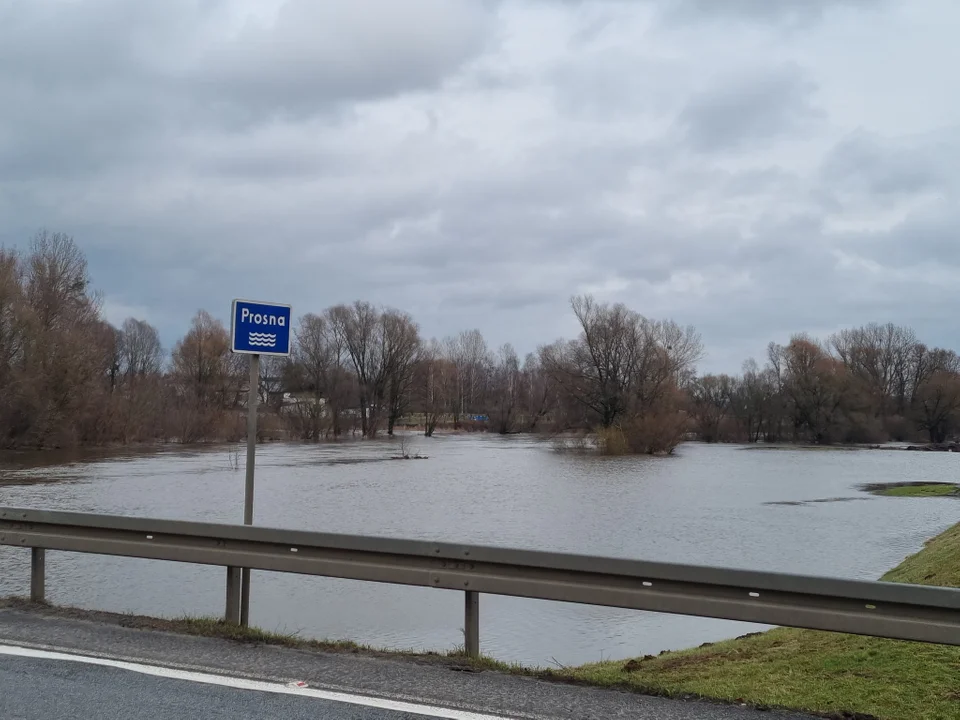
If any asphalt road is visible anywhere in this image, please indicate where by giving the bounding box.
[0,606,815,720]
[0,652,435,720]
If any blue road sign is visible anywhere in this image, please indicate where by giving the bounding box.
[231,299,292,356]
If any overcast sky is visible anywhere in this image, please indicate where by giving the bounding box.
[1,0,957,372]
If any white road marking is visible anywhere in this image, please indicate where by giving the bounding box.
[0,644,510,720]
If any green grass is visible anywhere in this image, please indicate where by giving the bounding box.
[877,483,959,497]
[559,522,960,720]
[882,522,960,588]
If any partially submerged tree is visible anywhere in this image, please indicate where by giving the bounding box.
[287,313,335,440]
[170,310,235,441]
[330,302,422,438]
[540,295,703,454]
[689,374,734,442]
[382,309,421,436]
[415,339,454,437]
[914,369,960,443]
[489,344,522,435]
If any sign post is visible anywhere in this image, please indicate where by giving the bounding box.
[229,299,292,627]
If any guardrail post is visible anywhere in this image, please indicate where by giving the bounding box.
[30,548,45,603]
[240,569,251,627]
[225,566,241,624]
[464,590,480,658]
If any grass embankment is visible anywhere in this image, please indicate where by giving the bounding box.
[563,522,960,720]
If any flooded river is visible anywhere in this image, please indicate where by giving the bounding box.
[0,436,957,666]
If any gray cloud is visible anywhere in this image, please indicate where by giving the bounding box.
[193,0,495,120]
[678,65,824,152]
[821,130,950,197]
[663,0,882,25]
[0,0,957,372]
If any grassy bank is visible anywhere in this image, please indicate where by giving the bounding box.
[562,522,960,720]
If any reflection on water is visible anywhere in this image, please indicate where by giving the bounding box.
[1,436,957,665]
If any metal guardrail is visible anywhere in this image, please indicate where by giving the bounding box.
[1,507,959,656]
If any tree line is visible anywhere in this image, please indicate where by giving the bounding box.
[281,294,703,455]
[2,232,957,451]
[688,326,960,444]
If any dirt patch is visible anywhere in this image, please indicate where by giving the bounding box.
[622,655,655,672]
[644,653,719,672]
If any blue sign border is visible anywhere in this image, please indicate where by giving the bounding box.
[230,298,293,356]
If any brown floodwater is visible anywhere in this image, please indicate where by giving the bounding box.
[0,435,956,665]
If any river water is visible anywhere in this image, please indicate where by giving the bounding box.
[0,436,957,666]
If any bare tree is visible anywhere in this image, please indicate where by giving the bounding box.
[287,313,358,440]
[170,310,234,441]
[318,306,354,436]
[11,231,107,446]
[540,295,702,454]
[415,339,456,437]
[519,352,553,431]
[831,323,918,418]
[489,344,521,434]
[446,329,491,425]
[0,250,27,394]
[541,296,641,428]
[914,370,960,443]
[24,230,93,331]
[727,359,778,442]
[289,313,334,440]
[172,311,232,405]
[331,303,422,438]
[382,309,421,435]
[781,335,853,444]
[120,318,164,378]
[689,374,734,442]
[635,318,703,415]
[331,302,383,437]
[101,322,123,392]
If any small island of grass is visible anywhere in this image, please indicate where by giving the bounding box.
[879,484,958,497]
[861,481,960,498]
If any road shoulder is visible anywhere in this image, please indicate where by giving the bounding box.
[0,604,812,720]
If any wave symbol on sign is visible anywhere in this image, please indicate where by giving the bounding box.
[248,332,277,347]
